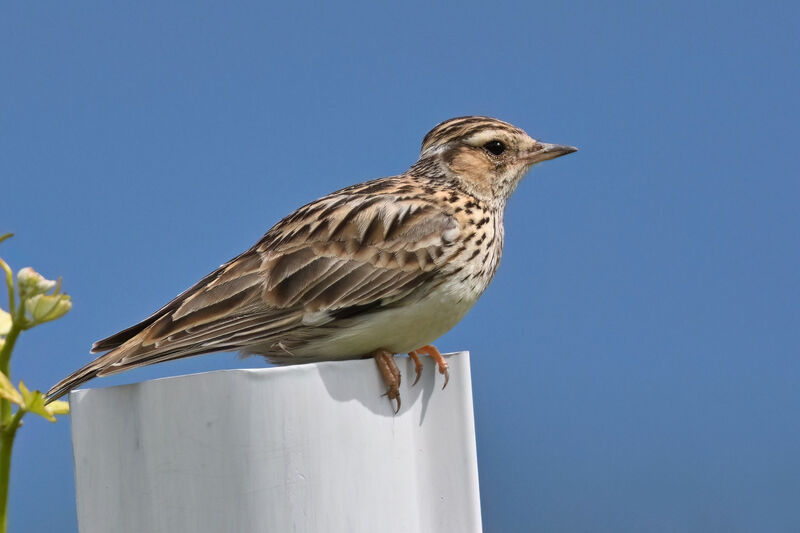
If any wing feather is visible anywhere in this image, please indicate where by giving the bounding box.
[46,177,461,400]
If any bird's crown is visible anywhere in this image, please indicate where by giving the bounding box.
[420,116,526,156]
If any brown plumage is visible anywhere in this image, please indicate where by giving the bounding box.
[47,116,576,408]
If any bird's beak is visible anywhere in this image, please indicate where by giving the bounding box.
[521,142,578,165]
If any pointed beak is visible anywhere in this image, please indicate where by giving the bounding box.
[521,142,578,165]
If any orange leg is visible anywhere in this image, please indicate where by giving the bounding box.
[407,350,424,386]
[374,349,401,413]
[410,345,450,390]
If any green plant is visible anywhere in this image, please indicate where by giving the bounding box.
[0,233,70,532]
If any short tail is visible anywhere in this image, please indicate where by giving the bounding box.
[45,339,237,403]
[45,299,177,402]
[44,344,213,403]
[45,354,116,403]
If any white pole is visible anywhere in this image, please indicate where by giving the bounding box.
[70,352,482,533]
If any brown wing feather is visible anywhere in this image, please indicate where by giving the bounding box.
[46,177,460,400]
[90,250,264,352]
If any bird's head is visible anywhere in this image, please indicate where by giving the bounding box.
[417,116,577,203]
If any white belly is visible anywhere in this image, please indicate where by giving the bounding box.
[301,278,481,358]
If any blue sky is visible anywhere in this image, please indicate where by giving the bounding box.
[2,1,798,531]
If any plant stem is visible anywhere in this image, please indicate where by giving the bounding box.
[0,409,25,533]
[0,257,13,318]
[0,256,20,533]
[0,255,17,427]
[0,324,21,425]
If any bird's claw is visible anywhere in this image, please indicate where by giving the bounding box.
[374,349,402,414]
[412,345,450,390]
[381,390,401,413]
[408,350,424,386]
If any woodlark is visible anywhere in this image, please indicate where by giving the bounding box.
[47,116,576,410]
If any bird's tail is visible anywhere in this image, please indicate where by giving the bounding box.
[45,356,111,403]
[45,344,219,403]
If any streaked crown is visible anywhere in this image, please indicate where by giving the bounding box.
[420,116,526,156]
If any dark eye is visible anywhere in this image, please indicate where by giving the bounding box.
[483,140,506,156]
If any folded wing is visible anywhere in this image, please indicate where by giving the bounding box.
[46,178,461,400]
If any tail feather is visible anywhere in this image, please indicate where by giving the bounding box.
[45,313,303,403]
[45,354,113,403]
[47,312,177,401]
[46,268,305,402]
[44,343,220,403]
[90,264,234,353]
[91,317,159,353]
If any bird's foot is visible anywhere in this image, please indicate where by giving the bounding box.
[374,349,401,413]
[407,350,424,386]
[410,345,449,390]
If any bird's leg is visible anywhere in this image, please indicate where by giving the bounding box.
[374,349,401,413]
[407,350,424,386]
[412,345,449,390]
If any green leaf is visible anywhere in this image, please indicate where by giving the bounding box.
[0,233,12,245]
[19,382,56,422]
[0,373,22,406]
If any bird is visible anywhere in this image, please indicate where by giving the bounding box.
[46,116,576,411]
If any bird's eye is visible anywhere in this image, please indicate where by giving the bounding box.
[483,140,506,156]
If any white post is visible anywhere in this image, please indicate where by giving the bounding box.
[69,352,482,533]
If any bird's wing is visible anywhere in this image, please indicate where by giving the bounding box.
[112,181,462,363]
[47,178,461,399]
